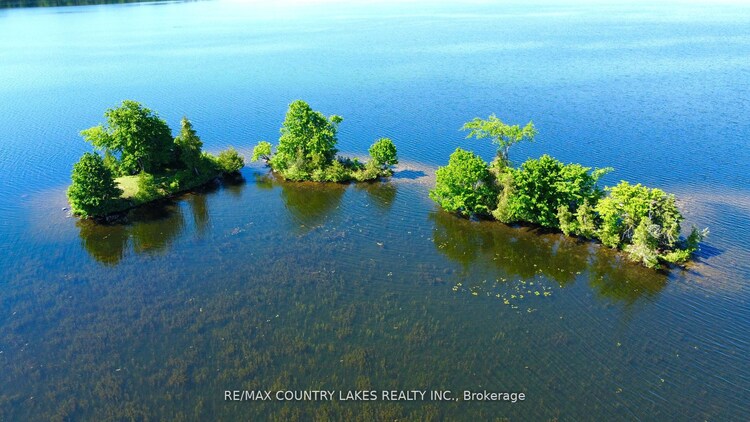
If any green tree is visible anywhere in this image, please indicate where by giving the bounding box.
[595,181,706,268]
[174,117,203,175]
[135,171,160,202]
[81,100,174,175]
[596,181,681,249]
[558,200,598,238]
[497,155,610,228]
[251,141,273,163]
[461,114,537,164]
[217,147,244,174]
[429,148,496,217]
[67,152,123,217]
[368,137,398,170]
[271,100,342,173]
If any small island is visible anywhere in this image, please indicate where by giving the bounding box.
[67,100,244,220]
[429,114,708,269]
[68,99,399,220]
[251,100,398,182]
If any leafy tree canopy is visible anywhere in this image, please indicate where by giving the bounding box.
[174,117,203,175]
[368,137,398,169]
[498,154,611,228]
[67,152,122,217]
[595,181,708,268]
[81,100,174,175]
[596,181,682,249]
[254,101,397,183]
[429,148,496,217]
[216,147,245,174]
[429,147,706,269]
[272,100,342,171]
[461,114,536,164]
[251,141,273,162]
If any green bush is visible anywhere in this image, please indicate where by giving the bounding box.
[323,159,351,182]
[429,148,496,217]
[216,147,245,174]
[67,152,123,217]
[80,100,174,175]
[273,100,342,171]
[135,172,160,202]
[430,147,707,269]
[368,137,398,169]
[496,155,610,228]
[351,161,381,182]
[251,141,273,162]
[595,181,706,268]
[260,100,396,183]
[174,117,203,175]
[596,181,680,249]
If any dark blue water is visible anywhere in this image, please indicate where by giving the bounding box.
[1,1,749,420]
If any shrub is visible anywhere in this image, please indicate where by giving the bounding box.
[251,141,273,162]
[216,147,245,174]
[323,159,351,182]
[80,100,174,174]
[174,117,203,175]
[67,152,123,217]
[274,100,341,171]
[351,160,381,182]
[558,200,598,238]
[498,155,610,228]
[596,181,706,268]
[429,148,496,217]
[368,138,398,169]
[596,181,680,249]
[135,172,160,202]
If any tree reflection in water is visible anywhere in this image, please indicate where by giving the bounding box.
[429,210,667,304]
[77,201,185,264]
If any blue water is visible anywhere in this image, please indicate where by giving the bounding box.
[1,1,749,420]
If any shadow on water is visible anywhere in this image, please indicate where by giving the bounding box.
[392,169,426,180]
[129,202,185,254]
[429,210,668,304]
[694,243,724,260]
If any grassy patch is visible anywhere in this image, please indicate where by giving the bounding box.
[116,175,140,199]
[110,167,222,216]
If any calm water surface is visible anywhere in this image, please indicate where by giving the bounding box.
[1,1,749,420]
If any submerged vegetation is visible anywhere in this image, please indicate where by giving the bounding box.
[431,115,707,269]
[68,100,244,218]
[252,100,398,182]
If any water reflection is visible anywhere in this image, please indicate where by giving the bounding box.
[77,201,185,264]
[588,252,667,305]
[429,211,667,303]
[77,219,129,266]
[254,173,346,231]
[430,211,588,283]
[187,193,209,236]
[354,181,397,212]
[222,173,246,198]
[130,203,185,254]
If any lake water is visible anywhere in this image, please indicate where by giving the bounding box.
[1,0,749,420]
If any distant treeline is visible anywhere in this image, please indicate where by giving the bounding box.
[0,0,199,9]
